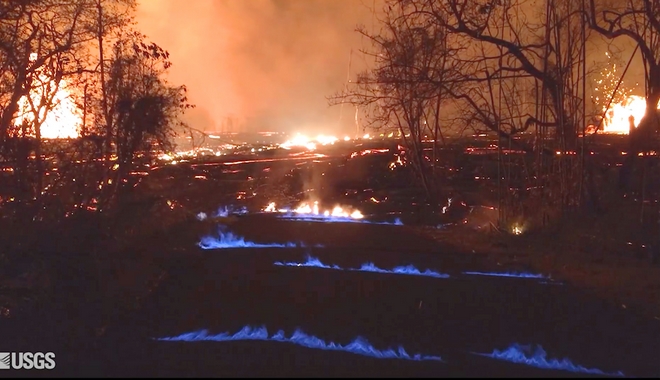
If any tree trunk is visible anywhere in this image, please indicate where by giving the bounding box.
[0,70,28,144]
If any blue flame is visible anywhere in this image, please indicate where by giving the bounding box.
[215,205,248,217]
[463,271,548,279]
[274,255,450,279]
[199,225,309,249]
[274,255,342,270]
[358,262,450,278]
[156,325,442,362]
[476,344,624,376]
[197,206,249,221]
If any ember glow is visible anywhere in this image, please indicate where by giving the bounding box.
[601,95,660,134]
[14,53,82,139]
[274,255,450,279]
[475,344,624,376]
[156,325,443,362]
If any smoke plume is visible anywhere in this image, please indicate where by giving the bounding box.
[136,0,381,136]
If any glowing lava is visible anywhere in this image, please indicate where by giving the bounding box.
[601,95,660,134]
[475,344,624,376]
[14,53,82,139]
[274,255,450,279]
[156,325,443,362]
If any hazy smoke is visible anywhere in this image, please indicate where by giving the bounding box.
[136,0,381,135]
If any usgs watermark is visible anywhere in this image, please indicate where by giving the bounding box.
[0,352,56,370]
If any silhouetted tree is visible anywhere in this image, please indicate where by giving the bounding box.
[589,0,660,190]
[99,31,192,209]
[330,0,464,203]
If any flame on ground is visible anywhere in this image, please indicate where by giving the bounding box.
[274,255,450,279]
[214,205,249,217]
[475,344,624,376]
[462,271,549,279]
[263,201,403,225]
[197,206,250,221]
[601,95,660,134]
[275,255,342,270]
[358,262,450,278]
[155,325,442,362]
[280,134,339,151]
[198,225,311,249]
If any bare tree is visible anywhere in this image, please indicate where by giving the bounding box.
[330,0,464,203]
[589,0,660,191]
[0,1,189,220]
[333,0,592,223]
[0,0,95,217]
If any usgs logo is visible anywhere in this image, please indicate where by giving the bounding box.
[0,352,56,370]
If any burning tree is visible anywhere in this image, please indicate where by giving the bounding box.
[589,0,660,194]
[0,0,92,215]
[588,0,660,136]
[0,0,191,220]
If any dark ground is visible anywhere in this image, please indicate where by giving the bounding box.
[2,217,659,377]
[2,137,660,377]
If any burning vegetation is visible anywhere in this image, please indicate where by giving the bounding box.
[1,1,660,370]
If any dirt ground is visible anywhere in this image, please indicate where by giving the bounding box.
[414,225,660,322]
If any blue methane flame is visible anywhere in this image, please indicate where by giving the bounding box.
[274,255,342,270]
[199,225,302,249]
[477,344,624,376]
[358,262,450,278]
[463,271,548,279]
[156,325,442,362]
[198,206,249,221]
[274,255,450,279]
[215,205,248,217]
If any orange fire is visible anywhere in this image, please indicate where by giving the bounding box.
[263,201,364,219]
[601,95,660,134]
[280,134,341,151]
[13,53,82,139]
